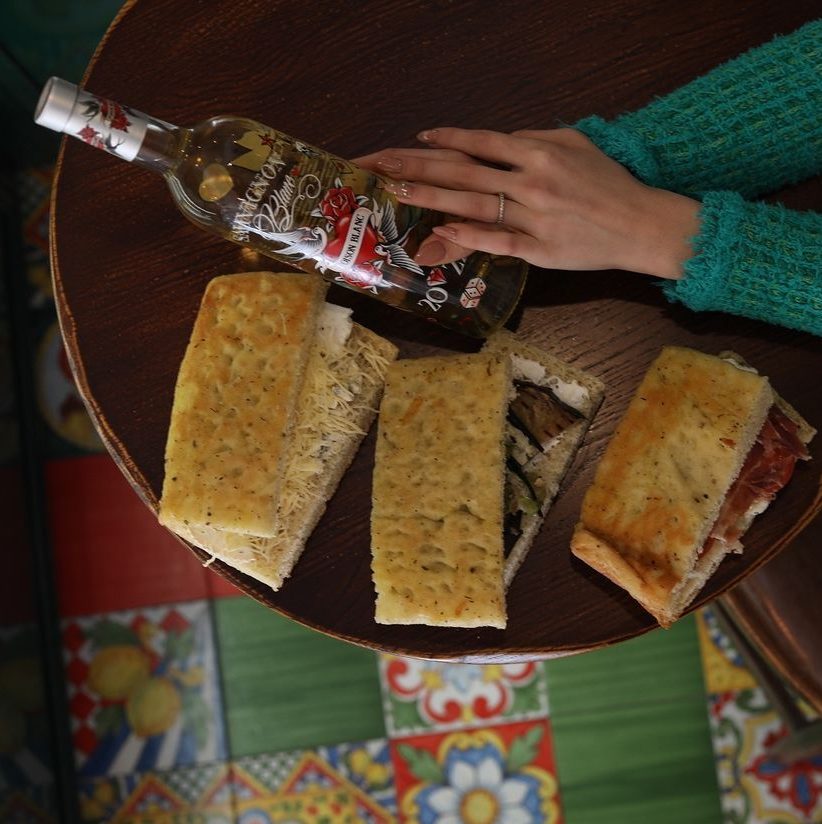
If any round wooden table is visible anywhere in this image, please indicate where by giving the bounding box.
[51,0,822,663]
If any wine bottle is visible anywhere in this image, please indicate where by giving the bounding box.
[35,77,528,337]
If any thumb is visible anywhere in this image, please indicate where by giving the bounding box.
[414,235,474,267]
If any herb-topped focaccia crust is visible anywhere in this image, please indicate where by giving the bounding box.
[159,272,326,538]
[371,353,511,628]
[571,346,776,624]
[159,272,398,592]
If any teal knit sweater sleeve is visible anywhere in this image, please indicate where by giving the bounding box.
[665,193,822,334]
[575,19,822,198]
[573,20,822,336]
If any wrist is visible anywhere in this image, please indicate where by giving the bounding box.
[631,188,701,280]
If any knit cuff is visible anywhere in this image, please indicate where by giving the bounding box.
[662,192,822,336]
[574,115,662,186]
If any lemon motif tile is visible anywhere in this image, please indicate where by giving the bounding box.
[61,601,226,776]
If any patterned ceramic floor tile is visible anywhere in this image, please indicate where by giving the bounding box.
[35,321,103,455]
[18,166,103,461]
[232,740,396,823]
[708,687,822,823]
[695,607,758,695]
[316,740,397,818]
[78,761,233,823]
[46,454,210,617]
[697,607,822,823]
[0,784,57,823]
[214,597,384,756]
[0,625,54,796]
[61,600,227,777]
[379,656,549,738]
[391,719,563,824]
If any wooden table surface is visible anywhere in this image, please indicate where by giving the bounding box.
[51,0,822,663]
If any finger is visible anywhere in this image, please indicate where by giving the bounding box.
[431,222,542,261]
[377,154,513,194]
[353,147,476,169]
[413,235,474,267]
[385,181,529,230]
[417,127,528,166]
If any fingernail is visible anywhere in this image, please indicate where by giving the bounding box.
[376,156,403,174]
[384,181,414,199]
[417,129,439,143]
[414,240,447,266]
[431,225,457,241]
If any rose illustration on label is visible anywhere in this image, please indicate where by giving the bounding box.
[319,186,358,221]
[75,95,134,154]
[98,100,132,132]
[78,125,106,151]
[311,182,423,292]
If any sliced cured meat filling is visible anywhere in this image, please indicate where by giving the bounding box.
[699,405,809,558]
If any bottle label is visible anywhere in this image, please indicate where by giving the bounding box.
[224,129,482,318]
[67,91,148,162]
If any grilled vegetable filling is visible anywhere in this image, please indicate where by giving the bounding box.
[503,380,584,556]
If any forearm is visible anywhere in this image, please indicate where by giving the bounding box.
[575,19,822,198]
[663,192,822,335]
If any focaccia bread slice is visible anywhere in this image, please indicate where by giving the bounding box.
[371,353,511,628]
[483,331,605,587]
[571,346,776,627]
[176,308,398,590]
[159,272,326,538]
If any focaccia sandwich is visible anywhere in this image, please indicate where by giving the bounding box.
[571,346,814,627]
[159,271,398,591]
[371,332,604,628]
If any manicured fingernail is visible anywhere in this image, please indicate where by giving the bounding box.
[414,240,447,266]
[384,181,414,199]
[417,129,439,143]
[431,225,457,241]
[376,156,403,174]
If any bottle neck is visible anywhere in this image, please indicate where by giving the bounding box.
[132,119,186,175]
[35,79,182,174]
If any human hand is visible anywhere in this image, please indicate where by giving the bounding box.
[356,128,700,279]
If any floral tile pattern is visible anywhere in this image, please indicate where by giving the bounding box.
[78,761,233,823]
[696,607,822,823]
[391,720,563,824]
[231,740,396,823]
[317,740,398,817]
[62,600,227,777]
[379,656,549,737]
[708,687,822,823]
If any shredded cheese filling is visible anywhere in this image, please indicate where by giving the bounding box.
[210,309,393,568]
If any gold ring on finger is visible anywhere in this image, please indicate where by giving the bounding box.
[496,192,506,224]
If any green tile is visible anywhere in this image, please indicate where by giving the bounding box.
[546,616,706,713]
[545,616,720,824]
[550,699,721,824]
[214,597,385,756]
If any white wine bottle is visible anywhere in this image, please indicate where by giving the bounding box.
[35,77,528,337]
